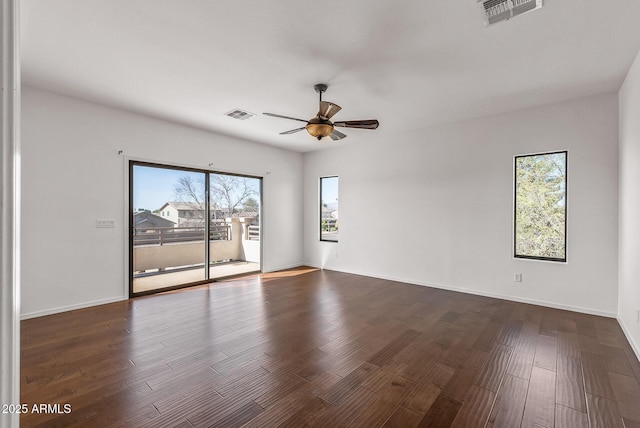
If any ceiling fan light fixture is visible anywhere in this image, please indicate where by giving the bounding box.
[305,122,333,140]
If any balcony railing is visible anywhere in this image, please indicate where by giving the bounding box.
[133,225,230,246]
[247,225,260,241]
[321,218,338,232]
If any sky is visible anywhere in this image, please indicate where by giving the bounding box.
[133,165,261,212]
[133,165,197,211]
[133,165,338,213]
[321,176,339,210]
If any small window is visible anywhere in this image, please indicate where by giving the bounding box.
[320,176,339,242]
[514,151,567,262]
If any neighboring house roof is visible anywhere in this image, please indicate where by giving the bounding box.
[134,211,176,228]
[157,202,257,217]
[321,206,335,218]
[158,201,205,211]
[232,211,258,218]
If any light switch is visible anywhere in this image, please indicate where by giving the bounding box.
[96,219,115,228]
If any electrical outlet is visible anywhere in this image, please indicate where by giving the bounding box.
[514,273,523,282]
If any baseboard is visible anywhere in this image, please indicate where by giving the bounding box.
[21,266,619,322]
[21,296,125,320]
[618,317,640,363]
[311,264,617,318]
[263,262,306,273]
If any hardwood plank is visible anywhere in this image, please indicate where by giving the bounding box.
[554,404,588,428]
[491,303,515,325]
[311,386,377,428]
[415,394,461,427]
[450,385,496,428]
[367,328,421,367]
[593,316,622,333]
[402,363,455,414]
[557,316,577,334]
[506,331,537,380]
[586,393,624,428]
[581,351,616,399]
[487,374,529,428]
[390,344,442,382]
[318,361,378,405]
[382,406,422,428]
[441,348,488,402]
[557,332,581,358]
[248,373,307,409]
[539,310,559,337]
[623,418,640,428]
[474,344,513,392]
[439,310,461,323]
[601,344,635,376]
[278,396,333,428]
[522,366,556,427]
[533,334,558,372]
[620,340,640,381]
[496,319,523,348]
[608,371,640,423]
[203,400,263,428]
[597,329,623,348]
[241,371,341,428]
[520,421,546,428]
[556,354,586,413]
[579,333,603,355]
[347,374,415,427]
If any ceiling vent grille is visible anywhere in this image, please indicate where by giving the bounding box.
[478,0,542,25]
[225,109,255,120]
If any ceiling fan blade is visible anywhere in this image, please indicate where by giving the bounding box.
[329,129,347,141]
[263,112,308,123]
[280,127,306,135]
[333,119,379,130]
[318,101,342,120]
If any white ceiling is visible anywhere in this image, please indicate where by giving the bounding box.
[20,0,640,153]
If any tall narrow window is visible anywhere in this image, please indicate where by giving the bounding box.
[320,176,339,242]
[514,151,567,262]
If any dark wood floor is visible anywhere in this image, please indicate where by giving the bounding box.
[20,267,640,427]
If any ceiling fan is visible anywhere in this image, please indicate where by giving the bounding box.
[263,84,379,141]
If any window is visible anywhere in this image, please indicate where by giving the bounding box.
[514,151,567,262]
[320,176,339,242]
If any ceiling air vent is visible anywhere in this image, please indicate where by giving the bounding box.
[478,0,542,26]
[225,109,255,120]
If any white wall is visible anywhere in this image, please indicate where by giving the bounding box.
[21,87,303,318]
[619,48,640,357]
[304,93,619,316]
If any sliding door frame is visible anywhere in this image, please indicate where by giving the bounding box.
[128,160,262,297]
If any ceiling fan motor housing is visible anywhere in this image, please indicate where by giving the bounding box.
[314,83,328,94]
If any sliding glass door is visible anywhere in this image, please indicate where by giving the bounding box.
[208,172,261,280]
[130,162,261,295]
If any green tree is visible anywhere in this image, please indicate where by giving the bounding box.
[515,153,566,259]
[173,174,257,220]
[210,175,256,218]
[242,197,259,213]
